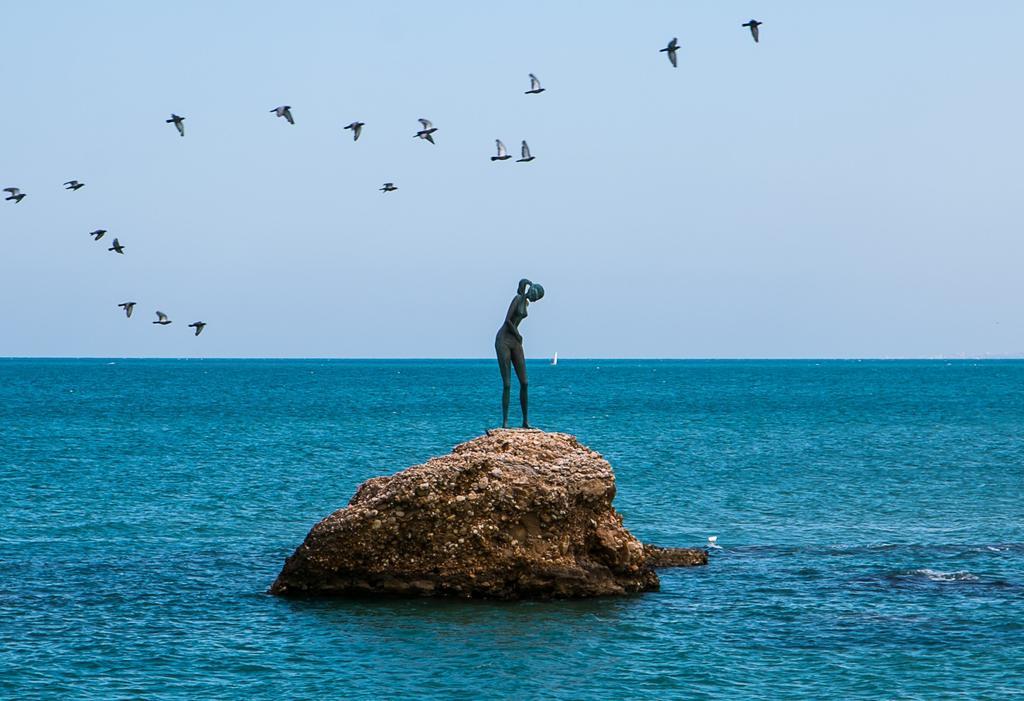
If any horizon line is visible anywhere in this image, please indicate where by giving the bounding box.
[2,356,1023,362]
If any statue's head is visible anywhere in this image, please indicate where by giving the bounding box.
[517,278,532,294]
[526,283,544,302]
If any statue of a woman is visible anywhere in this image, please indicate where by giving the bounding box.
[495,278,544,428]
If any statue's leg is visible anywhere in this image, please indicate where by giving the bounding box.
[511,343,529,428]
[496,342,512,428]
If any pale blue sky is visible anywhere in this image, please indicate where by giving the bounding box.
[2,1,1022,358]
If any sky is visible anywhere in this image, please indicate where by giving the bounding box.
[2,1,1022,358]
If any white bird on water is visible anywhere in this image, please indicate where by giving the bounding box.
[708,536,721,549]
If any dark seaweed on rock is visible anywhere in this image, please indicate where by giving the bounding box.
[271,429,706,600]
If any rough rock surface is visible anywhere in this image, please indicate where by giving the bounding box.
[271,429,705,599]
[645,544,709,568]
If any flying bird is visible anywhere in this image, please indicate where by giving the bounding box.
[660,37,680,67]
[118,302,136,318]
[4,187,25,203]
[517,140,535,162]
[152,311,172,325]
[414,118,437,144]
[89,229,107,241]
[742,19,762,43]
[525,73,545,94]
[188,321,206,336]
[271,106,294,124]
[491,139,511,161]
[380,182,398,192]
[108,238,125,254]
[344,121,365,141]
[64,180,85,191]
[166,113,185,137]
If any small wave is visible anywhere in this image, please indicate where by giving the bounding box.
[898,568,979,582]
[734,542,1024,558]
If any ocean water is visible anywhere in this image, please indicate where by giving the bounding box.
[1,359,1022,700]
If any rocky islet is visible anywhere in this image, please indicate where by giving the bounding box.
[271,429,706,599]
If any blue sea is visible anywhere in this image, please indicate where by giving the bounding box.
[1,359,1022,699]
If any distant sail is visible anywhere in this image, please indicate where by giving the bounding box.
[551,352,558,366]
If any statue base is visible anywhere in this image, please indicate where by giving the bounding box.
[487,427,543,435]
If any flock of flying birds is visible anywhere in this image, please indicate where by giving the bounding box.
[166,71,543,197]
[3,182,208,337]
[4,19,763,341]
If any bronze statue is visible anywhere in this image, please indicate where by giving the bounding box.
[496,278,544,428]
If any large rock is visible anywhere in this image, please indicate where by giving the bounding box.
[270,429,706,599]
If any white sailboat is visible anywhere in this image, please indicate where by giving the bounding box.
[551,352,558,366]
